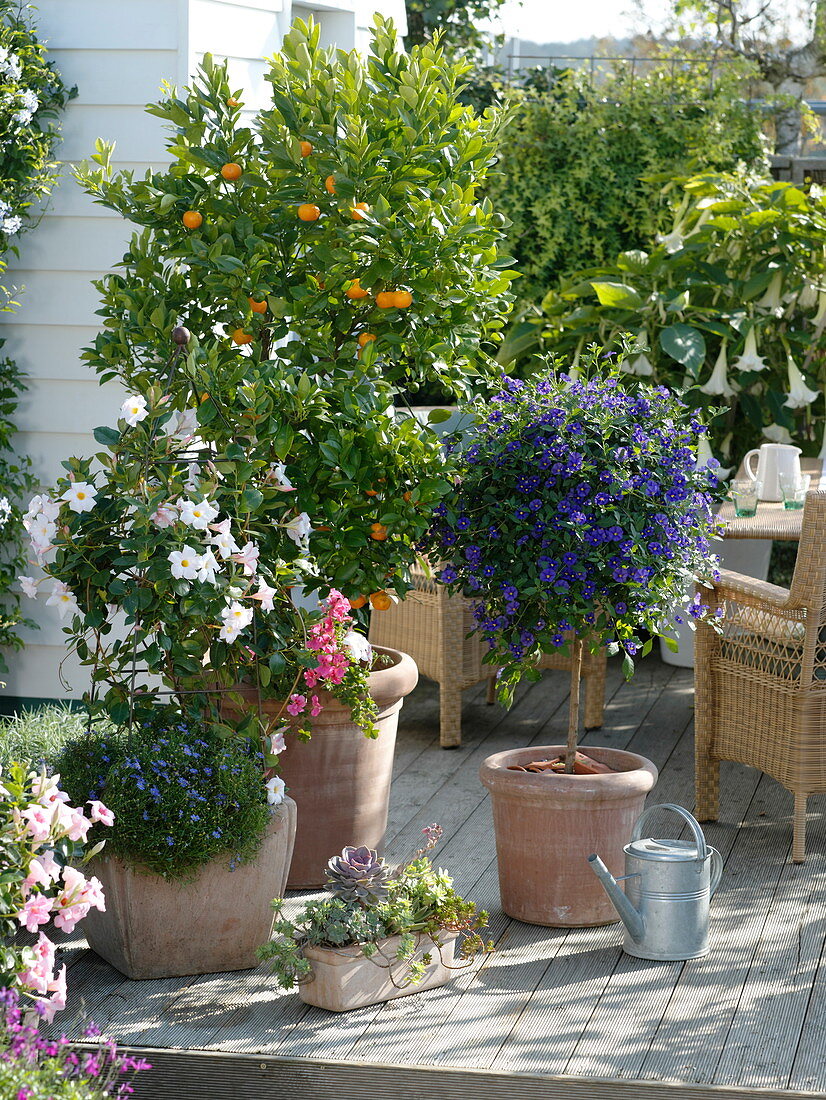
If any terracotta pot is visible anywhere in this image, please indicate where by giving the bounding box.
[81,797,296,979]
[480,746,657,927]
[222,646,418,888]
[299,932,459,1012]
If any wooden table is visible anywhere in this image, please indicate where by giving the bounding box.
[717,457,821,541]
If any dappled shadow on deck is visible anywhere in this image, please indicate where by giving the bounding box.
[49,653,826,1098]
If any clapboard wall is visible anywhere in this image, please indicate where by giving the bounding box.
[0,0,406,704]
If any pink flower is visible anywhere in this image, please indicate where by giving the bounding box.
[31,773,71,806]
[150,502,178,529]
[61,808,93,843]
[250,579,277,611]
[303,667,318,688]
[19,933,56,995]
[231,540,260,576]
[88,800,115,827]
[287,694,307,716]
[17,894,53,933]
[24,857,57,892]
[269,727,287,755]
[38,964,67,1023]
[21,805,54,844]
[324,589,351,622]
[310,695,323,717]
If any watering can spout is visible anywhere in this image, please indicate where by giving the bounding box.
[587,854,645,943]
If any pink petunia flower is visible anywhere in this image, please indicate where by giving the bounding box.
[88,800,115,827]
[17,894,53,933]
[286,694,307,716]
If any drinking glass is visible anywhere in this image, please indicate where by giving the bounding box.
[779,471,811,511]
[730,479,760,517]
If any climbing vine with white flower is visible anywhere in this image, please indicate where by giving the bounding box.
[0,2,72,671]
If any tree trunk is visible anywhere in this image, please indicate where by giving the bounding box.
[405,6,426,48]
[565,638,583,774]
[771,77,807,156]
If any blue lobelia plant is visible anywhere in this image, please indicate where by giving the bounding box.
[427,350,725,769]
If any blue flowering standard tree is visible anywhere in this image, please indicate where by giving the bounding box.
[427,352,724,770]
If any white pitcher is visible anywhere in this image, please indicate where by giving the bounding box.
[743,443,801,502]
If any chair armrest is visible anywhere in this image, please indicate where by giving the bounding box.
[712,569,791,610]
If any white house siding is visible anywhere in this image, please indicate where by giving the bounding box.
[0,0,404,703]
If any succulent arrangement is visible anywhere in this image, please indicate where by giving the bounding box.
[258,825,492,989]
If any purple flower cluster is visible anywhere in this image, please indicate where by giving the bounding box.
[0,985,150,1098]
[428,368,724,683]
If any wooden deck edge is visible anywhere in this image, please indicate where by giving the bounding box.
[120,1046,826,1100]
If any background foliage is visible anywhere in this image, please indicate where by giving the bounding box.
[484,60,767,306]
[528,168,826,466]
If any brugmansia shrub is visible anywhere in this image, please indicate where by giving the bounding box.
[483,61,767,305]
[517,168,826,467]
[20,18,514,735]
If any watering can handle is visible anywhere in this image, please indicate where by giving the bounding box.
[709,847,723,898]
[631,803,708,860]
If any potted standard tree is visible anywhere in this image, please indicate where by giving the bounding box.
[19,19,514,890]
[429,354,723,926]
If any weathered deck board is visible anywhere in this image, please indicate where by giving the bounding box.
[46,653,826,1100]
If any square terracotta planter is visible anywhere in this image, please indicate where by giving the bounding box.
[298,931,459,1012]
[81,797,296,979]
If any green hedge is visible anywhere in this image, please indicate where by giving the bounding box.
[485,62,768,303]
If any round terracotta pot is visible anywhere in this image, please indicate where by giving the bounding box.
[223,646,418,888]
[480,746,658,927]
[81,796,296,979]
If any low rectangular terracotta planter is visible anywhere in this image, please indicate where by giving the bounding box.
[298,931,459,1012]
[81,797,296,980]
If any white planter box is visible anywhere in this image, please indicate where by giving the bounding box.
[298,932,459,1012]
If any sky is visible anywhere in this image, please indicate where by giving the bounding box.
[490,0,812,46]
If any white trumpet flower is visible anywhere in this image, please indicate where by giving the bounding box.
[732,328,767,373]
[799,280,819,311]
[816,291,826,326]
[756,271,784,315]
[765,423,794,445]
[699,342,735,397]
[783,354,819,410]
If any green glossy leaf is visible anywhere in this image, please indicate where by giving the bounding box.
[590,281,643,309]
[659,324,706,374]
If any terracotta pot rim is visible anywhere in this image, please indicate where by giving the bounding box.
[92,795,296,880]
[480,745,657,804]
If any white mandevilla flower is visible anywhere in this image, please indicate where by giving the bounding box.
[18,576,38,599]
[172,408,198,439]
[62,482,97,514]
[231,541,260,577]
[180,498,219,530]
[218,600,253,641]
[265,776,286,806]
[784,354,819,410]
[699,342,735,398]
[45,581,78,621]
[0,496,11,526]
[184,461,200,493]
[343,630,373,665]
[196,549,220,585]
[209,518,241,559]
[250,579,277,611]
[267,463,296,492]
[168,545,203,580]
[29,515,56,559]
[284,512,312,549]
[120,394,148,426]
[24,495,59,526]
[732,328,767,373]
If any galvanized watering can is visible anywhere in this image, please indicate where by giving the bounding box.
[588,803,723,961]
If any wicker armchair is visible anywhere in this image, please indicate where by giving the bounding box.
[369,565,607,748]
[695,490,826,862]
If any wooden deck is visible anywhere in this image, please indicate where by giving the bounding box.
[48,653,826,1100]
